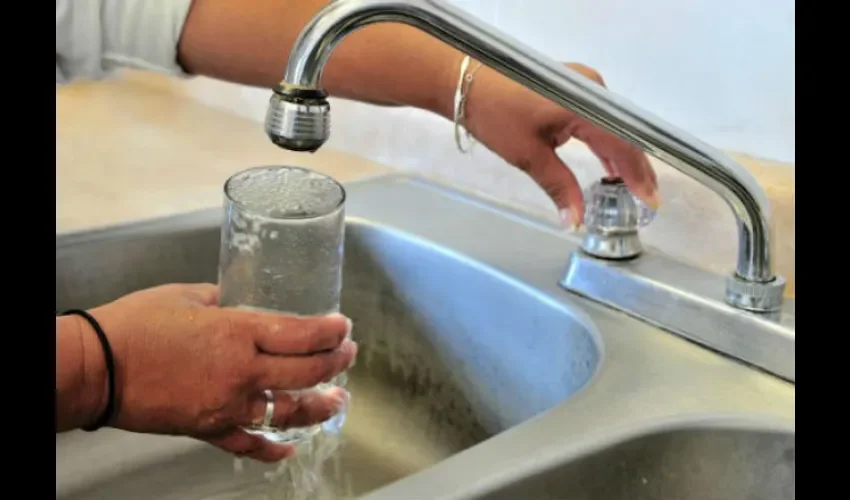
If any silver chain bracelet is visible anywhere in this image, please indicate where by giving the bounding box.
[453,55,483,153]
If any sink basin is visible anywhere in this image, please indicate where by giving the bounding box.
[56,174,793,499]
[482,428,794,500]
[56,179,600,499]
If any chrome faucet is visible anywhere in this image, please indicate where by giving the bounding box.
[264,0,794,380]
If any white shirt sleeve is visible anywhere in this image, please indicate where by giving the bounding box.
[56,0,195,85]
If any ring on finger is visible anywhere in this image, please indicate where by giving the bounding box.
[262,389,274,428]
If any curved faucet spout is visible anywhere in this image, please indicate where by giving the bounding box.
[266,0,784,311]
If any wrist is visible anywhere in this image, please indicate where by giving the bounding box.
[77,311,111,429]
[55,311,113,431]
[429,48,464,120]
[56,315,103,430]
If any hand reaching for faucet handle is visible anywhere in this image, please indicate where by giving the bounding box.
[462,62,660,229]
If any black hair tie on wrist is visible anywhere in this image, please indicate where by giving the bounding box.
[60,309,116,432]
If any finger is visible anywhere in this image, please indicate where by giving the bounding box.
[248,387,349,430]
[243,442,293,462]
[577,125,659,209]
[515,150,585,230]
[643,153,659,189]
[222,309,351,355]
[204,429,294,463]
[627,151,658,194]
[560,63,659,207]
[182,283,220,306]
[254,339,357,390]
[565,62,606,87]
[600,158,620,178]
[253,312,351,355]
[602,155,657,193]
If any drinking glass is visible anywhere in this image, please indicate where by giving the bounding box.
[218,165,348,444]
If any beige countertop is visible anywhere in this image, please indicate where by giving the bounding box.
[57,71,794,297]
[57,73,391,232]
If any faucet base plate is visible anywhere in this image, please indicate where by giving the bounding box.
[560,250,795,383]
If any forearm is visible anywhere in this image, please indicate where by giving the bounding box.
[177,0,459,118]
[56,315,107,432]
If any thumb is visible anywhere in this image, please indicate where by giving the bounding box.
[178,283,220,306]
[204,428,294,463]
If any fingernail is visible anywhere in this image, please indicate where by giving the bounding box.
[326,313,353,337]
[559,208,583,232]
[344,340,359,368]
[642,189,661,211]
[559,208,575,231]
[342,339,358,356]
[318,386,350,416]
[331,388,351,414]
[573,207,584,231]
[642,157,659,191]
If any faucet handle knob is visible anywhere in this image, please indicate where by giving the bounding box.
[583,176,656,231]
[580,176,654,260]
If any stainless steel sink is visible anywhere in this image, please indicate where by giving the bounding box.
[56,174,794,500]
[480,428,794,500]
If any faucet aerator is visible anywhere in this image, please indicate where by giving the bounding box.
[264,84,331,153]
